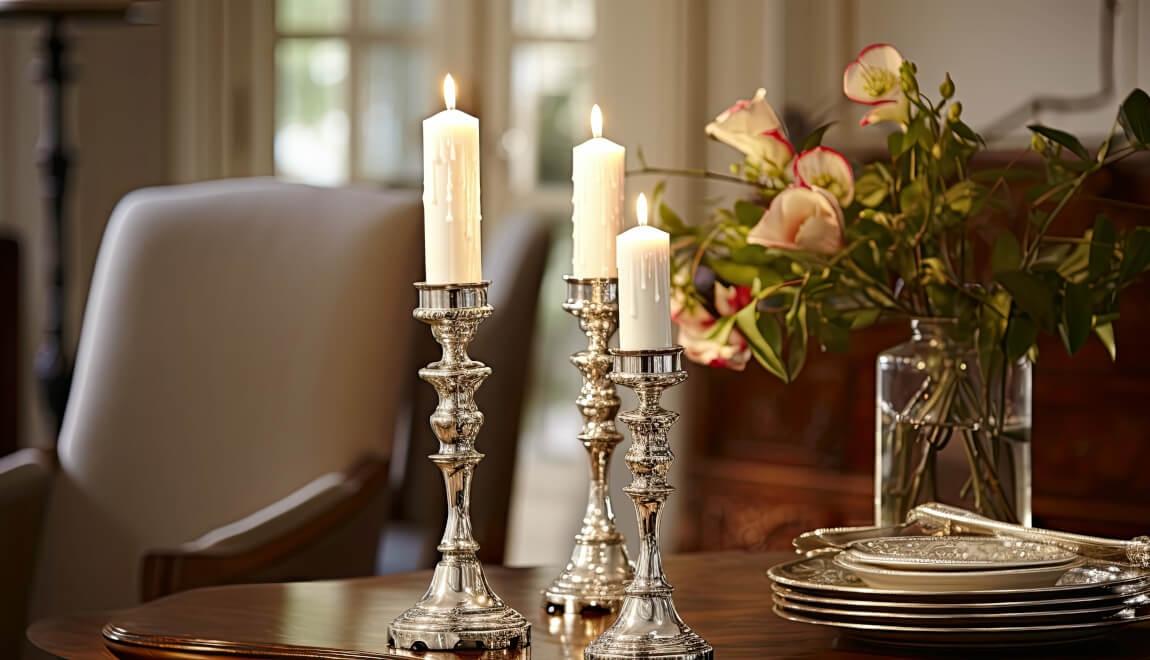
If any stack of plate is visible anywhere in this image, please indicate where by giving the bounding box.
[768,536,1150,646]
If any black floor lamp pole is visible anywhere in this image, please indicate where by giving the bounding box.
[0,5,132,433]
[34,14,72,430]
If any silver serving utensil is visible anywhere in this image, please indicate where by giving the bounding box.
[908,502,1150,568]
[792,523,941,557]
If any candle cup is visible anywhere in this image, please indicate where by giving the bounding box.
[584,346,713,660]
[388,282,531,652]
[543,276,634,616]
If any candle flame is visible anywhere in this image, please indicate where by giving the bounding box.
[636,193,649,227]
[590,104,603,138]
[443,74,456,110]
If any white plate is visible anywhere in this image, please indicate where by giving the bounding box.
[846,536,1077,571]
[833,552,1083,592]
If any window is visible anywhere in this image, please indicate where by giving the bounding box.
[504,0,595,197]
[275,0,434,185]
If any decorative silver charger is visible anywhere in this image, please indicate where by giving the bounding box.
[387,282,530,652]
[543,276,634,614]
[768,552,1150,646]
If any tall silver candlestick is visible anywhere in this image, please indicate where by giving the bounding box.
[544,277,633,615]
[388,282,531,652]
[585,347,713,660]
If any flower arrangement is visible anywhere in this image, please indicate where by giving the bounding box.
[644,44,1150,382]
[639,43,1150,522]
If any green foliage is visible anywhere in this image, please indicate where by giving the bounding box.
[654,57,1149,386]
[1027,125,1090,160]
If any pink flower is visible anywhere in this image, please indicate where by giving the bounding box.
[793,147,855,206]
[705,88,794,173]
[748,186,844,255]
[843,43,910,127]
[671,285,751,371]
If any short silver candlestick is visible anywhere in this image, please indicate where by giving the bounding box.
[543,277,634,615]
[585,347,713,660]
[388,282,531,652]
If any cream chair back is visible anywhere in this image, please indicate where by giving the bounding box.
[30,179,421,619]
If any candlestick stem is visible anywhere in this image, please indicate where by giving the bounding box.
[584,347,712,660]
[544,277,633,615]
[388,282,530,652]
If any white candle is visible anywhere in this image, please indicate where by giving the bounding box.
[572,104,625,278]
[422,74,482,284]
[617,193,673,350]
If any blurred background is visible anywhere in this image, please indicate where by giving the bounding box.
[0,0,1147,608]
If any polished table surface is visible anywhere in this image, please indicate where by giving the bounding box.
[28,551,1150,659]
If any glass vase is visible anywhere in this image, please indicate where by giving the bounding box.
[875,319,1032,526]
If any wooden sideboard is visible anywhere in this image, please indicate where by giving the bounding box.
[676,159,1150,551]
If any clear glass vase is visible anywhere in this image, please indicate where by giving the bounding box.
[875,319,1032,526]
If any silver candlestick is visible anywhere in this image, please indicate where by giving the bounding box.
[543,277,634,615]
[585,347,713,660]
[388,282,531,652]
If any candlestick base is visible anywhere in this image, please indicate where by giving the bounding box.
[388,554,531,651]
[584,347,712,660]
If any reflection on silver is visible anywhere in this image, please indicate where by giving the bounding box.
[584,346,713,660]
[544,277,634,614]
[388,282,531,652]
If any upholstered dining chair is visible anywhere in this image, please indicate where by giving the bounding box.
[383,212,554,570]
[4,178,422,657]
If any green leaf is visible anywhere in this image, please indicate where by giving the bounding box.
[887,131,907,158]
[1120,227,1150,281]
[951,120,980,143]
[848,308,881,329]
[1060,282,1092,354]
[729,244,773,265]
[1027,124,1090,160]
[798,122,835,152]
[1094,322,1117,360]
[1088,215,1116,280]
[991,233,1021,275]
[735,305,788,382]
[1005,315,1037,362]
[855,172,888,208]
[945,180,980,215]
[709,259,761,286]
[996,270,1057,331]
[733,200,766,228]
[657,202,686,234]
[784,296,809,380]
[1119,88,1150,147]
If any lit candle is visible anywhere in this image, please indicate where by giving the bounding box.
[572,104,625,278]
[422,74,482,284]
[617,193,672,350]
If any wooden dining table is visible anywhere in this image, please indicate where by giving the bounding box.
[27,550,1150,659]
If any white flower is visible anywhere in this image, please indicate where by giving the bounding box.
[793,147,855,207]
[843,43,910,127]
[705,88,794,172]
[748,186,844,255]
[671,285,751,371]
